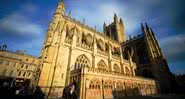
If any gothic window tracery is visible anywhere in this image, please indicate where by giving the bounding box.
[76,29,81,43]
[97,60,107,70]
[125,67,131,76]
[79,33,93,50]
[82,32,86,43]
[74,55,90,70]
[97,39,105,51]
[85,34,93,46]
[65,25,74,44]
[113,64,120,72]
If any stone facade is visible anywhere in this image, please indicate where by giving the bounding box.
[122,23,175,93]
[38,0,158,98]
[0,50,40,87]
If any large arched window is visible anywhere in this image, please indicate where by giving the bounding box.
[97,60,107,70]
[123,47,132,60]
[113,64,120,72]
[74,55,90,70]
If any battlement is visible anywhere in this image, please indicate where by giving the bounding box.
[126,34,143,43]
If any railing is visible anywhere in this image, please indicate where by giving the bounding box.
[97,49,108,56]
[112,55,120,60]
[123,59,130,64]
[85,67,156,82]
[86,67,132,77]
[76,43,93,51]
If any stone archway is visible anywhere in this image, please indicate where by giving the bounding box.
[70,54,91,98]
[74,54,90,70]
[97,60,107,70]
[113,64,120,73]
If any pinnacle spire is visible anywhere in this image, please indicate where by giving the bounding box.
[103,21,106,33]
[61,0,64,3]
[59,0,65,6]
[68,10,71,16]
[145,22,150,31]
[83,18,85,24]
[114,13,118,23]
[114,13,117,17]
[141,23,145,32]
[54,0,65,15]
[150,28,155,36]
[103,21,106,27]
[120,18,123,24]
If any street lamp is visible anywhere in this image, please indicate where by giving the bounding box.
[102,79,104,99]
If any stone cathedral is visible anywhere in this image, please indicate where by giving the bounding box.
[38,0,174,98]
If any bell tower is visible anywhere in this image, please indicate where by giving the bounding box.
[114,14,126,43]
[104,14,126,43]
[55,0,65,16]
[38,0,67,98]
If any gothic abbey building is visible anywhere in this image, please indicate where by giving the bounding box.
[38,0,174,98]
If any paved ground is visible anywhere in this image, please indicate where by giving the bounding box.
[116,94,185,99]
[1,94,184,99]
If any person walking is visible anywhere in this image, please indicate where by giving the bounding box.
[62,82,78,99]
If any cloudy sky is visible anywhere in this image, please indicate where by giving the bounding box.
[0,0,185,74]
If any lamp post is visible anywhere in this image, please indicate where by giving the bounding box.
[102,79,104,99]
[81,66,85,99]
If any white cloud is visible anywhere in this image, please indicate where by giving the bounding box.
[159,33,185,62]
[0,13,43,37]
[71,2,123,32]
[70,1,142,35]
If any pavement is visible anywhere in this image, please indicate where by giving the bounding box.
[116,94,185,99]
[1,94,184,99]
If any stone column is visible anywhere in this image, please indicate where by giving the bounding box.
[108,41,112,71]
[65,27,77,86]
[120,47,124,73]
[92,35,96,68]
[132,67,136,76]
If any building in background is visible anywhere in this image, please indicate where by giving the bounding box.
[0,50,40,88]
[38,1,158,98]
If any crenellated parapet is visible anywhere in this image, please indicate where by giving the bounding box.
[64,16,103,35]
[126,34,143,43]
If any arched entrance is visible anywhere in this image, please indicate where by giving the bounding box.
[70,54,90,98]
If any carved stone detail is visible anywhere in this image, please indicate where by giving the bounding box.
[97,39,105,51]
[85,34,93,46]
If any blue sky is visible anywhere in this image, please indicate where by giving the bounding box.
[0,0,185,74]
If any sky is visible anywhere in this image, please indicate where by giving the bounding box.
[0,0,185,74]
